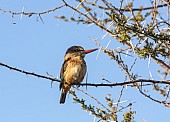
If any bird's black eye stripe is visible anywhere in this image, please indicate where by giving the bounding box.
[73,49,84,52]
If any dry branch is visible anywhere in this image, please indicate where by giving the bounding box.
[0,62,169,87]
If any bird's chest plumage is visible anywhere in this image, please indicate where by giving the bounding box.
[64,57,86,84]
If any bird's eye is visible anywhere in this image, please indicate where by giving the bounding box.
[74,49,79,52]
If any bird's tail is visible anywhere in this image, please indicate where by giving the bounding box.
[60,91,67,104]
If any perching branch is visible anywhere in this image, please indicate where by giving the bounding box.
[0,62,61,82]
[0,62,170,87]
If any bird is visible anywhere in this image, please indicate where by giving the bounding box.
[59,46,98,104]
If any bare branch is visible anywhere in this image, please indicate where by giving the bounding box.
[0,62,61,82]
[0,4,65,17]
[0,62,170,87]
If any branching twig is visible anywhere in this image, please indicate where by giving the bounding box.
[0,4,65,17]
[62,0,117,38]
[84,1,169,12]
[73,87,110,112]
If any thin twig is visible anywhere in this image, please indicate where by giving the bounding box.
[74,87,110,112]
[84,1,169,12]
[0,4,65,17]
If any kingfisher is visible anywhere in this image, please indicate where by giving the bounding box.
[59,46,98,104]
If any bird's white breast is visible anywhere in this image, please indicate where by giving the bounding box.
[64,56,86,84]
[70,65,81,81]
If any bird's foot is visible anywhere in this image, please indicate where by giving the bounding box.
[76,83,81,88]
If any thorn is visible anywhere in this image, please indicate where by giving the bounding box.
[51,81,53,88]
[20,6,24,20]
[38,14,44,24]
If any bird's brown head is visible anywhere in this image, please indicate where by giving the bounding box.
[64,46,98,61]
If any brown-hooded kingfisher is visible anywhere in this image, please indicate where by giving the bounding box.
[59,46,98,104]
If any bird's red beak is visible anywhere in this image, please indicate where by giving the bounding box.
[83,48,98,54]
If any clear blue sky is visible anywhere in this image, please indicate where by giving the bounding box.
[0,1,169,122]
